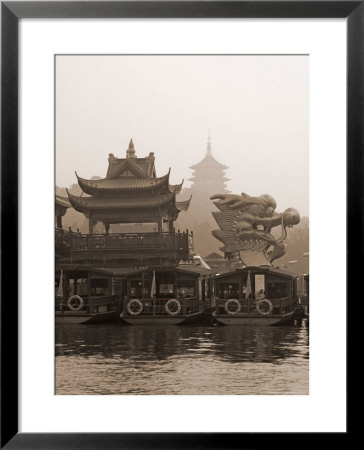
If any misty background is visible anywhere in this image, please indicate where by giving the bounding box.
[56,55,309,273]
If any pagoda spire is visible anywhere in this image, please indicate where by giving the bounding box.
[207,130,212,155]
[126,138,136,158]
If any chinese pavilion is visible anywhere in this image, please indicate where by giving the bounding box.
[64,140,193,267]
[67,139,192,235]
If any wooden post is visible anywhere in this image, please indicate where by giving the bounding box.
[89,217,94,235]
[104,223,110,235]
[56,214,62,229]
[157,218,163,232]
[142,271,145,299]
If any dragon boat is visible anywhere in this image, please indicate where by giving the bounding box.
[209,191,303,326]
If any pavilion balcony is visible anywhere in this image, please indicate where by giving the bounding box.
[56,228,194,264]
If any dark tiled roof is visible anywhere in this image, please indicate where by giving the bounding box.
[175,195,192,211]
[76,172,171,194]
[106,157,154,179]
[67,190,177,211]
[169,181,183,194]
[55,195,71,208]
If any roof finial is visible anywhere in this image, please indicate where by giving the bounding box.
[207,130,212,155]
[126,138,136,158]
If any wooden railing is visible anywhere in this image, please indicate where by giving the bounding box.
[215,297,294,315]
[55,228,81,252]
[56,230,192,256]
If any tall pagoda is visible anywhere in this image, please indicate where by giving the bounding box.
[67,139,191,235]
[188,133,230,195]
[64,140,193,267]
[175,134,230,258]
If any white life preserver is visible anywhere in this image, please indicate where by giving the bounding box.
[224,299,241,315]
[165,298,182,316]
[67,295,84,311]
[256,299,273,315]
[127,298,143,316]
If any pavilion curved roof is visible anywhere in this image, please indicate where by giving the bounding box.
[67,189,192,216]
[75,171,184,196]
[67,190,188,211]
[175,195,192,211]
[55,195,71,208]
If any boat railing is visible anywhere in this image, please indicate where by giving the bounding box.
[215,297,293,315]
[122,296,201,316]
[55,295,118,314]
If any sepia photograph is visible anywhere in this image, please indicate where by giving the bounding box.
[55,54,309,395]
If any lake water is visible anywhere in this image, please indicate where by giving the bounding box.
[56,323,309,395]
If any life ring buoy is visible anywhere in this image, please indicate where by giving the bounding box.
[67,295,84,311]
[127,299,143,316]
[165,298,182,315]
[224,299,241,315]
[256,299,273,315]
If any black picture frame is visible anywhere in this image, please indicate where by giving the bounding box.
[1,1,355,448]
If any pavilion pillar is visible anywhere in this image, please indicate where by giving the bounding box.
[104,223,110,235]
[56,215,62,229]
[168,220,174,233]
[89,217,94,235]
[157,218,163,232]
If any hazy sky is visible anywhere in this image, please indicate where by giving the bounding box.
[56,55,308,216]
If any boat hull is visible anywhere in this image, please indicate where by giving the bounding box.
[213,311,294,326]
[120,310,202,325]
[56,311,118,324]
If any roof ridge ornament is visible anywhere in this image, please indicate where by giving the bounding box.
[126,138,136,158]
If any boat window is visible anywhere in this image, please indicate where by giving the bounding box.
[90,278,108,296]
[67,278,87,296]
[177,281,195,298]
[218,283,239,299]
[76,278,88,296]
[266,281,289,299]
[158,283,174,298]
[130,279,150,298]
[254,274,265,298]
[157,272,175,298]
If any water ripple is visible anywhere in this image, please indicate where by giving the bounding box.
[56,323,309,395]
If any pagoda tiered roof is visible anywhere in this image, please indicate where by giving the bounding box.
[66,139,191,225]
[189,152,228,171]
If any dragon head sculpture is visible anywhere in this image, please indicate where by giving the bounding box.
[210,193,300,266]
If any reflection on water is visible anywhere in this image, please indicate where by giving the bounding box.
[56,323,309,395]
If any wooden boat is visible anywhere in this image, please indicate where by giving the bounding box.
[119,267,204,325]
[211,266,299,326]
[55,266,119,324]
